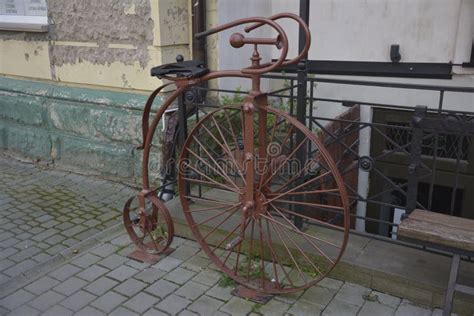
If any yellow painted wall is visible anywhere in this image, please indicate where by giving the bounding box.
[0,40,51,80]
[0,0,192,92]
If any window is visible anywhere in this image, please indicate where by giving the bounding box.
[0,0,48,32]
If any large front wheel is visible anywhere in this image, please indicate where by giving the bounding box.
[178,104,350,294]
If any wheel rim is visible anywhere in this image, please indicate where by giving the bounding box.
[123,194,174,255]
[178,104,350,294]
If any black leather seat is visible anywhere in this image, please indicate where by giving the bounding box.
[150,60,209,79]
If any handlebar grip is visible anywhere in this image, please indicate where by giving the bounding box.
[245,13,311,66]
[195,29,214,40]
[192,16,291,75]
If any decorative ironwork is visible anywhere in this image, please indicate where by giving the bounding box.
[359,156,374,172]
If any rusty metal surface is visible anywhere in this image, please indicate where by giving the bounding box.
[124,13,350,294]
[123,193,174,258]
[178,104,350,294]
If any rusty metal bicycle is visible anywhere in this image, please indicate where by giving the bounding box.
[124,13,350,300]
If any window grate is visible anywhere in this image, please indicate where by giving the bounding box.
[385,122,471,161]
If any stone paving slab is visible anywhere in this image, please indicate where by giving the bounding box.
[0,230,444,316]
[0,156,134,284]
[0,156,459,315]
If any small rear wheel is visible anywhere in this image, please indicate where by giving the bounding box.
[123,194,174,255]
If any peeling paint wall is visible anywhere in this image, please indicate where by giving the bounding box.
[0,0,191,91]
[0,0,191,181]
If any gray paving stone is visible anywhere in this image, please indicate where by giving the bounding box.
[300,285,337,307]
[164,267,196,285]
[0,247,19,259]
[394,300,432,316]
[7,304,40,316]
[0,259,15,271]
[45,244,68,255]
[178,310,198,316]
[109,306,139,316]
[53,276,88,296]
[106,265,139,282]
[44,234,66,246]
[0,238,20,248]
[114,278,148,297]
[91,244,119,258]
[133,267,166,284]
[143,308,168,316]
[31,228,59,242]
[4,259,36,277]
[49,264,81,281]
[28,290,65,311]
[76,228,101,241]
[318,278,344,291]
[170,245,200,261]
[274,290,303,305]
[153,256,183,272]
[97,254,128,270]
[175,281,209,300]
[155,294,191,315]
[220,296,255,316]
[145,279,179,299]
[71,253,102,269]
[124,258,150,270]
[288,299,324,316]
[0,304,8,315]
[206,283,234,302]
[42,305,74,316]
[59,290,97,312]
[0,289,35,311]
[123,292,161,314]
[84,276,119,296]
[358,300,396,316]
[76,265,109,282]
[75,306,106,316]
[258,298,291,316]
[322,298,360,316]
[24,276,60,295]
[32,252,52,263]
[192,269,221,287]
[110,234,131,247]
[182,255,211,272]
[91,291,128,313]
[63,225,88,237]
[188,295,225,316]
[334,282,371,307]
[372,291,402,308]
[83,219,101,227]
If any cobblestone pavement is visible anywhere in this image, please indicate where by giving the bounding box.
[0,156,134,284]
[1,232,442,316]
[0,157,443,315]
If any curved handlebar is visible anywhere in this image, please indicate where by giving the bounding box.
[245,13,311,67]
[195,16,289,75]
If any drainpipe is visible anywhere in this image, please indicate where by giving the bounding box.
[192,0,206,63]
[355,105,372,232]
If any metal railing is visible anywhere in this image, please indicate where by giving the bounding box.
[174,73,474,257]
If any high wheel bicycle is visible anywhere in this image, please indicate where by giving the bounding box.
[124,13,350,299]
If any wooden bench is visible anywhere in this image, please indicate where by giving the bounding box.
[398,209,474,316]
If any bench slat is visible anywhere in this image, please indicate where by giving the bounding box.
[398,209,474,253]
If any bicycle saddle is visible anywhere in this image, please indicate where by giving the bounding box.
[150,60,209,79]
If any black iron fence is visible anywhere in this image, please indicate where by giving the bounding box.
[174,73,474,255]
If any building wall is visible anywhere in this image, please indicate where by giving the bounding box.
[0,0,191,183]
[210,0,474,114]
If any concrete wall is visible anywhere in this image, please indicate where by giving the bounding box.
[0,0,191,182]
[0,77,164,184]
